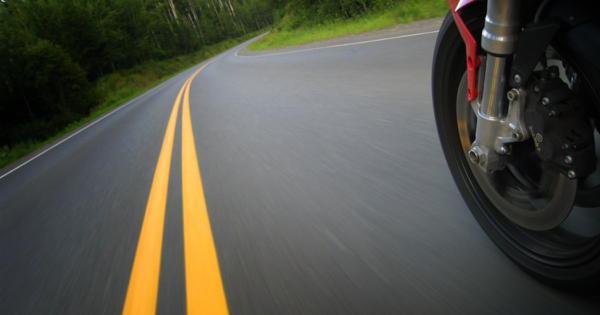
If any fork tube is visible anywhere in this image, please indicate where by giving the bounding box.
[469,0,522,172]
[482,0,521,55]
[478,0,521,119]
[480,55,507,119]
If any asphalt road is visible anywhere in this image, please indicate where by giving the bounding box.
[2,24,599,314]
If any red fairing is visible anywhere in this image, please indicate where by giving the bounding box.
[448,0,481,101]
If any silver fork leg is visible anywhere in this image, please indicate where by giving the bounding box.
[469,0,521,173]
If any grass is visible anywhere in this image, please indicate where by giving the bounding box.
[0,32,260,170]
[0,0,448,169]
[248,0,447,51]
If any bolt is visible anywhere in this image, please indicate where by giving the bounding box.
[498,145,510,155]
[549,111,556,117]
[534,85,540,93]
[514,74,522,84]
[542,97,550,106]
[507,89,519,101]
[468,149,480,164]
[562,144,569,150]
[513,132,523,141]
[565,155,573,164]
[568,170,576,179]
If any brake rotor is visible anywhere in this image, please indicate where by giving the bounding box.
[456,72,577,231]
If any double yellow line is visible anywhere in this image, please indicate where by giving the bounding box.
[122,59,228,315]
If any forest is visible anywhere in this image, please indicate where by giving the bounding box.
[0,0,424,152]
[0,0,285,148]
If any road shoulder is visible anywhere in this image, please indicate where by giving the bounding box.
[237,17,444,57]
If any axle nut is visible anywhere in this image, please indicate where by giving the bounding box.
[468,146,484,165]
[468,150,479,164]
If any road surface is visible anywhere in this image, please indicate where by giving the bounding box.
[2,22,599,314]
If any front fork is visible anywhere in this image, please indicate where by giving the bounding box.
[456,0,525,173]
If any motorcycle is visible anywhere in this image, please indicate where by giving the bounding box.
[432,0,600,292]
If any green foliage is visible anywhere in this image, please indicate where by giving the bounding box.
[0,0,445,169]
[249,0,446,50]
[0,0,283,151]
[24,39,98,115]
[0,32,258,169]
[274,0,396,30]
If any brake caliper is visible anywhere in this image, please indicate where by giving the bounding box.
[524,66,597,179]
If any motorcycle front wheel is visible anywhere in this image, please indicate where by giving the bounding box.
[432,7,600,293]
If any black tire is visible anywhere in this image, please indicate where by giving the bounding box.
[432,7,600,293]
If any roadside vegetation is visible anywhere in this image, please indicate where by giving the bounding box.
[248,0,446,50]
[0,0,282,169]
[0,33,258,169]
[0,0,445,169]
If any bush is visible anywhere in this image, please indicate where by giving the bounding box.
[1,40,99,146]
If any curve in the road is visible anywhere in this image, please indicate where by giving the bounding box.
[235,30,439,58]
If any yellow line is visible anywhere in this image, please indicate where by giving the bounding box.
[122,57,225,315]
[182,60,229,315]
[122,76,192,315]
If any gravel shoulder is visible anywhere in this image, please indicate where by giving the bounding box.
[237,17,444,56]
